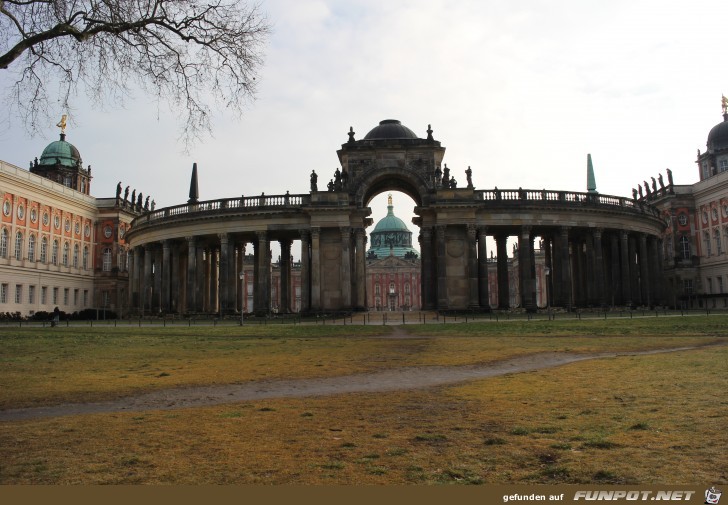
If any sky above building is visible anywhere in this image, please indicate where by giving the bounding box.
[2,0,727,259]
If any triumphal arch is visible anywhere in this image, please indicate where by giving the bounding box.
[125,119,666,315]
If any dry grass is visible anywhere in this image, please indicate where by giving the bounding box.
[0,316,726,484]
[0,346,725,484]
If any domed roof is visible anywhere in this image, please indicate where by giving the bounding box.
[707,114,728,152]
[364,119,419,140]
[39,134,82,168]
[367,195,418,259]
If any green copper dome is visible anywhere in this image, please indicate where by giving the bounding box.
[368,195,419,259]
[38,134,82,168]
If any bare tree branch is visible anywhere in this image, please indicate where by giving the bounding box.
[0,0,270,147]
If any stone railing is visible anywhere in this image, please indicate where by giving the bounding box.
[474,189,660,217]
[131,193,311,228]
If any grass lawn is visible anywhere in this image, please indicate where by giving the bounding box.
[0,315,726,484]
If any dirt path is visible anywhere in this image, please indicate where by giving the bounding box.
[0,342,722,422]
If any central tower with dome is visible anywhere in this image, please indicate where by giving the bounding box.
[367,194,418,258]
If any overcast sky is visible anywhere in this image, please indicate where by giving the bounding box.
[2,0,728,259]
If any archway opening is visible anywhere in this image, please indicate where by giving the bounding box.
[365,191,421,311]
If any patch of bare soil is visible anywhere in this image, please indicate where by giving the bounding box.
[0,342,723,422]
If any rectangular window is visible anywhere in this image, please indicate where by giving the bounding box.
[684,279,693,295]
[718,277,724,294]
[0,283,7,303]
[74,289,79,306]
[63,288,69,305]
[707,278,713,294]
[53,287,58,304]
[41,286,47,304]
[719,159,728,173]
[83,290,88,307]
[15,285,22,304]
[28,285,35,304]
[102,291,110,307]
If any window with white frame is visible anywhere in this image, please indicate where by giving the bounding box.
[83,290,88,307]
[62,242,69,266]
[51,239,59,265]
[102,248,112,271]
[28,285,35,304]
[52,287,58,304]
[73,244,79,268]
[718,276,724,294]
[684,279,693,295]
[14,231,23,260]
[63,288,69,305]
[719,159,728,173]
[0,228,7,258]
[28,234,35,262]
[41,286,47,304]
[0,284,7,303]
[715,229,723,255]
[15,285,22,304]
[704,232,711,257]
[82,246,89,269]
[40,236,48,263]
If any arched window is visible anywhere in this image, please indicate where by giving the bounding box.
[0,228,7,258]
[73,244,79,268]
[28,234,36,262]
[82,246,89,270]
[704,231,711,257]
[51,239,59,265]
[102,248,112,271]
[715,229,723,255]
[62,242,69,266]
[14,231,23,260]
[40,236,48,263]
[679,236,690,259]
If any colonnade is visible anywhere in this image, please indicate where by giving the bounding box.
[127,224,664,315]
[419,224,664,311]
[128,226,371,315]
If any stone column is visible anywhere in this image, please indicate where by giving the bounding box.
[518,226,535,311]
[143,245,153,313]
[256,231,270,314]
[162,240,171,312]
[186,236,196,312]
[300,232,310,312]
[340,227,352,309]
[555,227,571,309]
[226,239,236,314]
[610,234,620,307]
[639,234,651,306]
[467,225,479,308]
[131,247,141,310]
[354,228,367,311]
[584,234,595,306]
[593,228,605,307]
[208,248,217,313]
[620,231,632,307]
[653,237,664,306]
[496,233,510,309]
[477,226,490,310]
[629,235,640,306]
[218,234,229,314]
[280,239,292,313]
[196,244,205,312]
[171,245,180,313]
[237,243,246,313]
[436,226,448,309]
[572,236,584,307]
[310,228,321,311]
[543,236,552,309]
[419,227,435,310]
[152,247,162,313]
